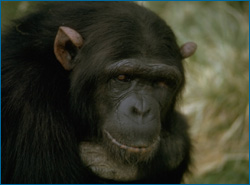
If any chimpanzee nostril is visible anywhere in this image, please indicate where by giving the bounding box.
[143,109,150,116]
[131,105,151,116]
[131,106,140,115]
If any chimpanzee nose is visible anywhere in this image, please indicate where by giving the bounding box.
[117,93,158,125]
[116,93,161,144]
[131,101,151,117]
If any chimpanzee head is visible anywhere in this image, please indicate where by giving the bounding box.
[53,2,196,182]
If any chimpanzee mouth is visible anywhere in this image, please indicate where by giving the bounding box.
[104,130,160,153]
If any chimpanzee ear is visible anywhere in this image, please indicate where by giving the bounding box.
[54,26,84,70]
[180,42,197,59]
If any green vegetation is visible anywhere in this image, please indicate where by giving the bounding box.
[194,159,249,184]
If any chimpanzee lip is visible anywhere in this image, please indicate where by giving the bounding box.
[104,130,160,153]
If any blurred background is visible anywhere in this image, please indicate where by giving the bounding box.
[2,1,249,184]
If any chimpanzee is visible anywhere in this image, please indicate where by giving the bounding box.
[1,2,197,184]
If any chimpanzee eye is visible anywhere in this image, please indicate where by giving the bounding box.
[157,79,176,88]
[157,81,168,88]
[116,74,132,82]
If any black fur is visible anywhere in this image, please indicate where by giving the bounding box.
[2,2,191,183]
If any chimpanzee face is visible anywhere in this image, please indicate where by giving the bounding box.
[53,21,196,181]
[96,58,182,162]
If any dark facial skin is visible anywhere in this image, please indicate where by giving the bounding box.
[96,59,183,164]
